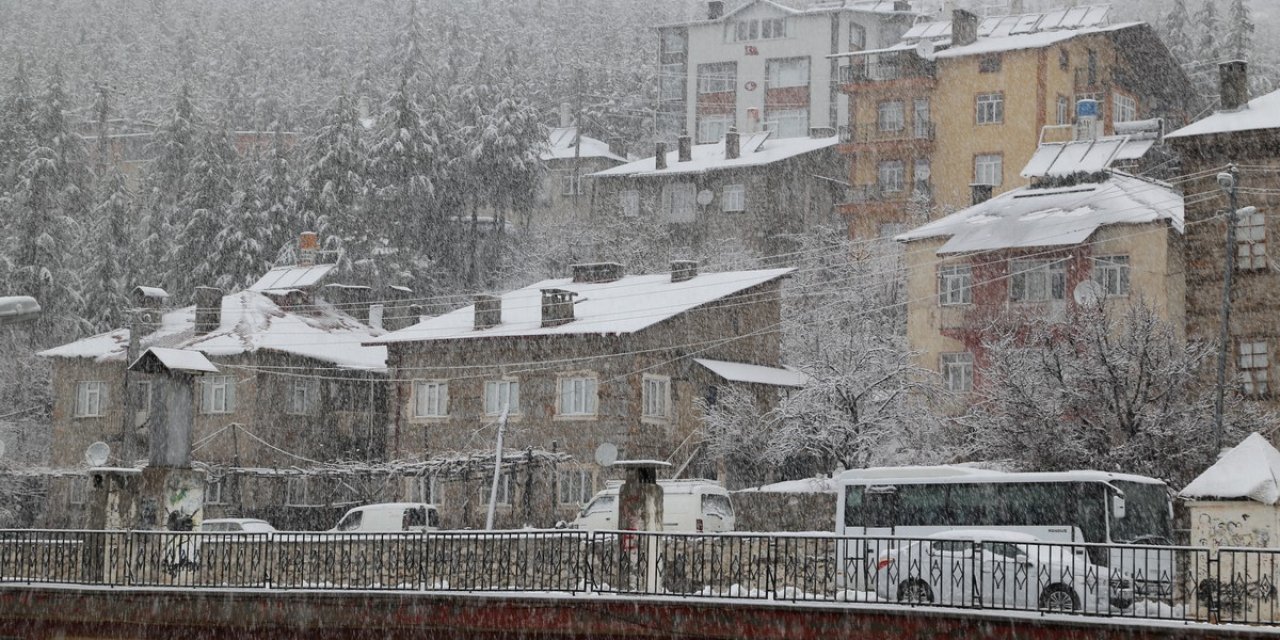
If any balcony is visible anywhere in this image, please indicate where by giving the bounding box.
[839,122,935,145]
[840,55,936,85]
[842,182,932,206]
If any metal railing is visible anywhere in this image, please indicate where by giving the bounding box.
[839,122,935,145]
[2,529,1278,626]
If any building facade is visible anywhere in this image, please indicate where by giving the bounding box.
[534,125,628,225]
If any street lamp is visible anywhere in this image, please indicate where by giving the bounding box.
[0,296,40,325]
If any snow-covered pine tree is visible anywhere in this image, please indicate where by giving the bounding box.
[1161,0,1195,63]
[298,91,368,265]
[213,119,295,291]
[168,122,237,297]
[83,171,134,333]
[1225,0,1255,61]
[1197,0,1221,65]
[0,57,35,200]
[138,83,199,287]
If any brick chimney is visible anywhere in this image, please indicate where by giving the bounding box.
[1220,60,1250,111]
[678,134,692,162]
[671,260,699,283]
[541,289,578,327]
[952,9,979,47]
[708,1,724,20]
[572,262,625,283]
[194,286,222,336]
[474,294,502,330]
[655,142,668,170]
[298,231,319,267]
[724,128,740,160]
[971,183,993,205]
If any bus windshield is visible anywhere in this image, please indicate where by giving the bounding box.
[1110,480,1173,544]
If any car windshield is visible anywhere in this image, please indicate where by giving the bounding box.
[702,494,733,518]
[335,511,363,531]
[581,495,615,517]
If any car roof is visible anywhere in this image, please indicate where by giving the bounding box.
[347,502,437,512]
[926,529,1042,543]
[203,518,270,525]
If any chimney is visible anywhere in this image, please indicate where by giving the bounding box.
[725,127,740,160]
[608,137,626,159]
[194,286,222,336]
[678,133,692,163]
[707,0,724,20]
[671,260,699,283]
[560,102,573,128]
[1220,60,1250,111]
[572,262,625,283]
[971,183,993,205]
[952,9,979,47]
[474,294,502,330]
[298,231,319,267]
[541,289,578,327]
[655,142,668,170]
[893,0,910,10]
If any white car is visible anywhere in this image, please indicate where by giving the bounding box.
[872,530,1132,612]
[200,518,277,534]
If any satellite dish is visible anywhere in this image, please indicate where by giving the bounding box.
[594,443,618,467]
[85,441,111,467]
[916,39,935,58]
[696,189,714,206]
[1073,281,1105,306]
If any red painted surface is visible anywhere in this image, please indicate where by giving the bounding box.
[696,92,735,116]
[764,86,808,111]
[0,586,1272,640]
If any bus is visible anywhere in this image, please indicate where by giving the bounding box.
[836,466,1175,596]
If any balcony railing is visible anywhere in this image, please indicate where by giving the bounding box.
[840,56,936,84]
[840,122,935,145]
[843,183,931,205]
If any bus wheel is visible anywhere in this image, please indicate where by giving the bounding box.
[897,579,933,604]
[1039,585,1080,611]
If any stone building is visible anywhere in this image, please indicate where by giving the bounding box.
[535,123,628,225]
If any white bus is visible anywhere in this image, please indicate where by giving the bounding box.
[836,466,1174,596]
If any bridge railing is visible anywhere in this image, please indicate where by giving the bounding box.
[1,529,1276,626]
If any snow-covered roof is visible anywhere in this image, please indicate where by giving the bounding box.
[737,477,837,493]
[133,286,169,299]
[694,358,808,388]
[928,22,1135,60]
[589,134,837,179]
[1180,433,1280,504]
[370,268,793,344]
[249,263,338,293]
[1166,89,1280,139]
[541,127,626,163]
[838,465,1167,486]
[131,347,219,374]
[658,0,914,28]
[901,5,1111,43]
[895,172,1183,254]
[40,291,386,371]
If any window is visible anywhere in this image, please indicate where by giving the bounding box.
[979,54,1002,73]
[286,476,319,507]
[1059,48,1070,70]
[559,468,594,505]
[75,381,107,418]
[938,265,973,306]
[766,108,808,138]
[1237,208,1267,271]
[288,379,318,416]
[134,380,152,427]
[620,190,640,218]
[414,380,448,418]
[877,100,905,132]
[205,478,224,505]
[941,353,974,393]
[1009,259,1067,302]
[201,375,236,414]
[482,474,513,506]
[560,171,582,196]
[697,113,734,144]
[975,92,1004,125]
[913,99,931,138]
[663,181,697,223]
[765,57,809,88]
[642,375,670,420]
[849,22,867,50]
[409,474,441,505]
[696,62,736,94]
[1240,340,1270,397]
[558,375,598,417]
[1091,255,1130,297]
[69,476,88,506]
[736,17,786,41]
[877,160,905,193]
[659,64,684,101]
[1057,95,1071,125]
[484,379,520,416]
[913,159,932,196]
[1113,93,1137,123]
[722,183,746,212]
[973,153,1003,187]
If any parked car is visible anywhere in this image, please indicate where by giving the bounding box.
[570,479,735,533]
[331,502,440,533]
[200,518,277,534]
[872,529,1132,611]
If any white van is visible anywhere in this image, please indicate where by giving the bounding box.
[331,502,440,533]
[570,479,735,532]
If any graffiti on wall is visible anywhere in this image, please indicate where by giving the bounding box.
[1196,511,1272,549]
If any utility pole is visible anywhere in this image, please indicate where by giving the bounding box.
[1213,165,1241,453]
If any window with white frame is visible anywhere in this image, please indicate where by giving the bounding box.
[1113,93,1137,123]
[877,100,905,132]
[849,22,867,50]
[560,171,582,196]
[1237,208,1267,270]
[1057,95,1071,125]
[642,375,671,420]
[75,381,107,418]
[481,474,513,506]
[1240,340,1270,397]
[877,160,905,193]
[975,92,1004,124]
[205,478,225,505]
[941,352,974,393]
[659,64,684,101]
[287,379,318,416]
[974,153,1003,187]
[69,476,88,506]
[558,375,598,417]
[697,113,734,144]
[663,181,697,223]
[766,108,808,139]
[765,57,809,88]
[414,380,449,418]
[696,62,736,94]
[979,54,1002,73]
[484,379,520,416]
[1091,255,1131,297]
[722,183,746,212]
[913,158,932,196]
[620,190,640,218]
[201,375,236,414]
[559,468,594,505]
[1009,259,1067,302]
[735,17,786,41]
[913,99,931,138]
[938,265,973,306]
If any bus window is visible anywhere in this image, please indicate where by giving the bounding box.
[865,490,896,528]
[844,486,864,528]
[947,484,993,526]
[1073,483,1107,543]
[991,483,1074,528]
[897,485,946,527]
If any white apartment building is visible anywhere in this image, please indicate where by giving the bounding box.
[656,0,918,142]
